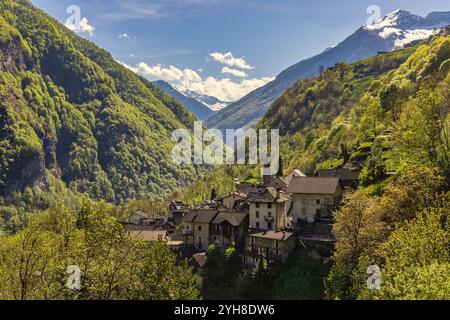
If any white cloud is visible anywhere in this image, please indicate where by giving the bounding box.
[65,17,95,36]
[209,52,254,70]
[118,33,131,39]
[221,67,247,78]
[120,61,273,102]
[183,76,274,102]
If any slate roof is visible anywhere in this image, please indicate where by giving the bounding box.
[129,230,168,242]
[181,210,219,224]
[212,212,248,227]
[246,187,290,203]
[248,230,294,241]
[287,177,340,194]
[191,252,207,268]
[316,168,360,181]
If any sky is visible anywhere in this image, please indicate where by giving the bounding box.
[31,0,450,102]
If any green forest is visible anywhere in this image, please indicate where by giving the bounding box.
[0,0,203,205]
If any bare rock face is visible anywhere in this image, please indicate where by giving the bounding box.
[8,151,46,192]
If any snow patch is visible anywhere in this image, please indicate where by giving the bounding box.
[393,29,435,49]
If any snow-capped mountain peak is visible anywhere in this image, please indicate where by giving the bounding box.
[364,9,450,49]
[180,89,229,111]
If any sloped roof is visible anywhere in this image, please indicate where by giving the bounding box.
[249,230,294,241]
[286,169,306,178]
[194,210,219,223]
[316,168,360,181]
[218,192,246,199]
[268,177,287,188]
[181,210,199,223]
[212,212,248,227]
[128,211,149,219]
[181,210,219,224]
[191,252,207,268]
[246,187,290,203]
[287,177,340,194]
[129,230,168,242]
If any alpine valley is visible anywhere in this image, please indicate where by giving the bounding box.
[0,0,449,302]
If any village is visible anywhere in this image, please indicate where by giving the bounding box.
[120,166,360,291]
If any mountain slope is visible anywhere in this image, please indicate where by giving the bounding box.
[0,0,201,203]
[258,30,450,182]
[205,10,450,131]
[153,80,214,120]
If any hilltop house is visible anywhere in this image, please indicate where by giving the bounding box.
[246,187,291,230]
[180,210,248,250]
[236,182,263,194]
[287,177,343,224]
[216,192,247,210]
[315,168,360,189]
[266,176,288,191]
[284,168,307,185]
[244,230,296,266]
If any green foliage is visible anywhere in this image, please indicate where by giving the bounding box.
[259,35,450,179]
[0,0,202,203]
[0,199,199,300]
[272,252,329,300]
[326,168,449,300]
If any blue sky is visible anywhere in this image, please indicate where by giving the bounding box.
[31,0,450,101]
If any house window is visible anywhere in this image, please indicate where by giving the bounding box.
[302,198,307,205]
[213,236,217,242]
[256,222,260,228]
[275,240,279,248]
[256,203,260,208]
[268,212,272,217]
[256,211,260,218]
[301,208,306,215]
[268,203,272,209]
[198,225,202,232]
[316,199,321,205]
[197,236,202,244]
[325,197,332,205]
[267,222,272,229]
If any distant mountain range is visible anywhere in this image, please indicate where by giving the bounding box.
[153,80,215,120]
[204,9,450,131]
[182,89,229,112]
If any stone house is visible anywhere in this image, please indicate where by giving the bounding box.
[315,168,360,189]
[287,177,343,224]
[180,210,248,251]
[216,192,247,210]
[244,230,296,266]
[246,187,291,231]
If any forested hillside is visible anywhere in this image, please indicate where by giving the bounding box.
[0,0,200,204]
[259,30,450,299]
[259,33,450,183]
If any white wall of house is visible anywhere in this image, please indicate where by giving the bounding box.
[291,194,335,223]
[249,202,283,230]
